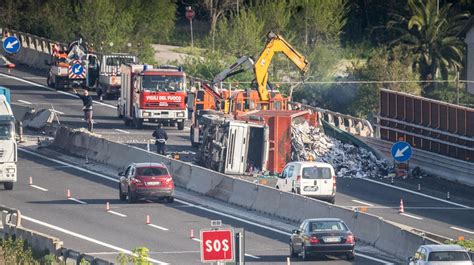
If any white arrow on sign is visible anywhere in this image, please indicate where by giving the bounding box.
[6,40,19,49]
[395,146,410,158]
[74,66,82,74]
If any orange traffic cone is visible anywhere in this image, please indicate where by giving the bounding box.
[146,215,151,224]
[106,202,110,211]
[29,176,33,185]
[190,229,194,239]
[399,198,404,213]
[67,189,71,198]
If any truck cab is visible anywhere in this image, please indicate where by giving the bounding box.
[96,53,137,99]
[0,91,17,190]
[118,64,188,130]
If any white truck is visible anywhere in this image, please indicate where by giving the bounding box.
[95,53,137,99]
[0,89,17,190]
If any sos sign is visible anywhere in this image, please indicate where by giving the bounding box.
[200,229,234,262]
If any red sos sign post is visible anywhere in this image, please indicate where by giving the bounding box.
[200,229,234,263]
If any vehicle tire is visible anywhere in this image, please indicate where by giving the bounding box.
[301,244,309,261]
[133,118,143,129]
[166,196,174,203]
[346,250,355,260]
[47,75,54,88]
[117,106,123,118]
[289,242,297,258]
[276,185,280,190]
[3,182,13,190]
[329,197,335,204]
[177,121,185,130]
[127,188,136,203]
[124,118,131,126]
[119,184,126,201]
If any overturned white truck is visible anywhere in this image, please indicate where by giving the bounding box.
[195,114,269,175]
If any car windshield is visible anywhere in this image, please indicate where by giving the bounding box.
[428,251,470,261]
[0,122,13,140]
[136,167,168,176]
[302,167,332,179]
[310,221,347,232]
[106,57,135,66]
[141,75,185,92]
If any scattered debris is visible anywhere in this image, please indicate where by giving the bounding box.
[291,122,392,178]
[23,109,60,131]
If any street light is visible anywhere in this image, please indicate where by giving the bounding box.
[186,6,195,48]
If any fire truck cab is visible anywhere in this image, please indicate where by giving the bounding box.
[117,64,188,130]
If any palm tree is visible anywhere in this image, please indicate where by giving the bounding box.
[388,0,469,95]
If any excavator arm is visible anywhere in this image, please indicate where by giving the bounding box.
[212,56,255,85]
[254,32,309,101]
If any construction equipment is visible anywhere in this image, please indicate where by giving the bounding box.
[117,64,188,130]
[46,39,97,90]
[94,53,138,99]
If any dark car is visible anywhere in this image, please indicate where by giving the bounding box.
[119,162,175,203]
[290,218,355,261]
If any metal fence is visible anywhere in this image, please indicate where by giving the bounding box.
[378,89,473,162]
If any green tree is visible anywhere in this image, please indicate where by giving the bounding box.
[254,0,292,34]
[388,0,469,95]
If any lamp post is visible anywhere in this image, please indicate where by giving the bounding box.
[186,6,195,48]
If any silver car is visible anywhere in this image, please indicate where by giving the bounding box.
[408,244,472,265]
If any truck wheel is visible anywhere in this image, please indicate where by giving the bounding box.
[177,121,185,130]
[3,182,13,190]
[117,106,123,118]
[124,117,131,126]
[47,75,54,88]
[133,118,143,129]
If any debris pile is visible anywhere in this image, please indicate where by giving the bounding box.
[291,122,391,178]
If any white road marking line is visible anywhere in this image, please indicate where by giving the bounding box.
[18,99,32,105]
[244,253,260,259]
[68,198,87,204]
[148,224,169,231]
[0,73,115,109]
[115,129,130,134]
[108,210,127,217]
[450,227,474,234]
[192,238,201,242]
[20,148,393,265]
[23,76,45,80]
[400,213,423,220]
[30,184,48,191]
[360,178,471,209]
[22,215,168,264]
[351,199,374,207]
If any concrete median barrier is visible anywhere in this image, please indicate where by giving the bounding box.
[2,224,63,256]
[51,126,440,260]
[228,179,258,209]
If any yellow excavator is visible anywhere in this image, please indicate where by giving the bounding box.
[212,31,310,113]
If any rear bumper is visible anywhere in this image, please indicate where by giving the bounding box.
[134,188,174,198]
[301,193,335,201]
[305,244,354,255]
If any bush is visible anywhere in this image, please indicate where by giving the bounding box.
[445,239,474,252]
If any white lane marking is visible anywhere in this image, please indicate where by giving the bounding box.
[450,226,474,234]
[18,99,32,105]
[68,198,87,204]
[30,184,48,191]
[244,253,261,259]
[20,148,393,265]
[148,224,169,231]
[0,73,115,109]
[23,76,45,80]
[400,213,423,220]
[22,215,168,264]
[352,199,374,207]
[192,238,201,242]
[52,110,65,115]
[115,129,131,134]
[108,210,127,217]
[360,178,471,209]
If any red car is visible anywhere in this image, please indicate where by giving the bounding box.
[118,162,175,203]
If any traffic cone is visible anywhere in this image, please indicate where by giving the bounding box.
[29,176,33,186]
[106,202,110,211]
[398,198,404,213]
[190,229,194,239]
[146,215,151,224]
[67,189,71,198]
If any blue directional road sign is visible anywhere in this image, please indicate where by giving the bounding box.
[2,36,21,54]
[72,64,84,75]
[391,141,413,162]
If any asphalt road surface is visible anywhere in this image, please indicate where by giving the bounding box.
[0,148,398,264]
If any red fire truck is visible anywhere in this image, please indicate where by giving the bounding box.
[117,64,188,130]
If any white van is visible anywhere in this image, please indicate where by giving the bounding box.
[275,161,336,204]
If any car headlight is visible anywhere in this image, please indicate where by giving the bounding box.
[6,168,15,173]
[177,112,185,117]
[143,112,150,117]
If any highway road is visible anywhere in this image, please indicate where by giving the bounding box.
[1,66,473,261]
[0,147,397,264]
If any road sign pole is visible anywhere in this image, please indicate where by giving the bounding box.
[235,230,245,265]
